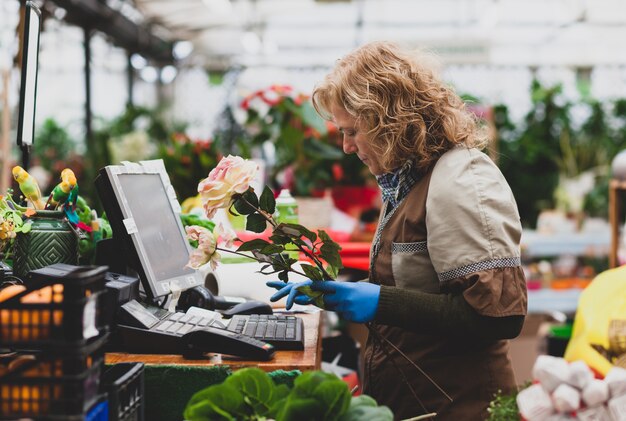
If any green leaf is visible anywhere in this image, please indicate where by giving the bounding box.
[233,190,259,215]
[13,213,23,225]
[303,137,344,160]
[237,239,271,252]
[278,270,290,282]
[313,380,351,421]
[246,213,267,233]
[259,186,276,215]
[260,244,285,255]
[276,397,324,421]
[292,238,308,248]
[270,234,291,245]
[325,264,339,280]
[319,230,343,270]
[292,371,338,398]
[301,101,328,135]
[295,285,325,309]
[300,264,324,281]
[281,223,316,243]
[183,383,245,421]
[19,222,32,234]
[225,368,276,416]
[339,395,394,421]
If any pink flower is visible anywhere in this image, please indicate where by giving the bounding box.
[198,155,259,219]
[214,223,237,249]
[185,223,239,270]
[185,225,217,269]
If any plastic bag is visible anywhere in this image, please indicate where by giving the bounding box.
[564,266,626,376]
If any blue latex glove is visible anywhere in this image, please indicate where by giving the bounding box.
[266,280,381,323]
[266,280,318,310]
[312,281,380,323]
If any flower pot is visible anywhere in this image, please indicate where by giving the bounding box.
[13,210,79,278]
[331,186,380,216]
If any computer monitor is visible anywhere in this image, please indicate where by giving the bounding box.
[95,160,204,299]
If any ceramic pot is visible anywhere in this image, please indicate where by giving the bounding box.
[13,210,78,278]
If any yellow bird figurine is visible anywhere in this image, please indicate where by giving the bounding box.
[12,166,45,210]
[46,168,77,210]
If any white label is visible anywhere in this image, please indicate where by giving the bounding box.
[123,218,138,234]
[83,295,99,339]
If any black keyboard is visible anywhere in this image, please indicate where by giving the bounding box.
[116,300,275,360]
[226,314,304,350]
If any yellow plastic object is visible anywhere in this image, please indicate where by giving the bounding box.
[181,195,202,214]
[564,266,626,376]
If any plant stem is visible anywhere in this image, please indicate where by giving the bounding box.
[238,196,333,279]
[216,247,309,279]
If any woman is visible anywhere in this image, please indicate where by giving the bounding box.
[268,41,527,420]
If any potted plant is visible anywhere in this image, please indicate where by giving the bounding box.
[183,367,393,421]
[157,132,222,202]
[227,85,344,196]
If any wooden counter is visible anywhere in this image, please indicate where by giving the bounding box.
[105,311,323,372]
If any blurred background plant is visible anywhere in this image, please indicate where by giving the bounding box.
[215,85,345,196]
[496,80,626,227]
[156,133,222,201]
[30,118,83,194]
[87,104,185,205]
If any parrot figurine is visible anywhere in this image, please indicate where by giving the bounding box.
[12,166,45,210]
[62,184,81,225]
[45,168,77,210]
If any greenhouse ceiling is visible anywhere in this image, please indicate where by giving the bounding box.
[124,0,626,70]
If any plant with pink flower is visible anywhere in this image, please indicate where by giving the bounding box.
[185,223,237,270]
[187,155,343,300]
[198,155,259,218]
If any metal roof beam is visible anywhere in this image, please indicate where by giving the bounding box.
[47,0,174,64]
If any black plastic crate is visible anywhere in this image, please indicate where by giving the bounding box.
[0,264,110,348]
[101,363,145,421]
[0,334,107,420]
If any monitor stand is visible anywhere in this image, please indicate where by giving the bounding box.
[95,237,128,274]
[96,237,245,312]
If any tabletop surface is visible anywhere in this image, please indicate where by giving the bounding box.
[105,311,323,372]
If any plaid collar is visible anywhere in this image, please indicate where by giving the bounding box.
[376,160,420,209]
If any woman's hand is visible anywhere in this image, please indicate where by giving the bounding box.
[266,280,381,323]
[266,280,318,309]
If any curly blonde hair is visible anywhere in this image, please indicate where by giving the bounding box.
[312,41,488,173]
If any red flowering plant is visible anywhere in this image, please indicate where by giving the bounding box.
[236,85,344,196]
[157,132,222,201]
[185,155,343,305]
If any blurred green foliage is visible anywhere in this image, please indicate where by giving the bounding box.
[157,133,221,201]
[495,80,626,227]
[33,118,77,172]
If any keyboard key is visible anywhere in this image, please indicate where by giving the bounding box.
[169,312,183,321]
[166,322,184,333]
[156,320,174,332]
[275,323,286,339]
[177,323,194,335]
[254,323,267,338]
[243,322,256,337]
[179,314,193,323]
[196,318,211,327]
